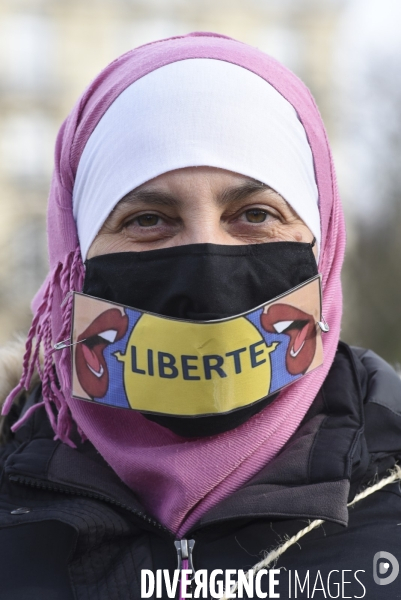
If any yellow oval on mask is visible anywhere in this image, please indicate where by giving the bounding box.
[114,313,278,416]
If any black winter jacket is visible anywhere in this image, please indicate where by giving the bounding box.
[0,341,400,599]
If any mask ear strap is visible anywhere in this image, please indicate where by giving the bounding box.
[310,237,316,248]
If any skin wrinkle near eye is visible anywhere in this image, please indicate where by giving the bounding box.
[108,181,281,233]
[97,180,283,236]
[86,167,317,259]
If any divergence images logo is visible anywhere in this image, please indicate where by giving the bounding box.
[373,551,399,585]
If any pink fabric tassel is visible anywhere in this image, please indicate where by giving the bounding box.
[4,247,84,448]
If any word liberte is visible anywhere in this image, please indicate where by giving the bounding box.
[141,568,280,598]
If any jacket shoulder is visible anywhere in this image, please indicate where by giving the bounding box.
[351,345,401,455]
[351,346,401,411]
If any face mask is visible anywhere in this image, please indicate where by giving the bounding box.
[83,242,318,319]
[74,242,322,437]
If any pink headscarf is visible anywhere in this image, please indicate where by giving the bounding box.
[3,32,345,536]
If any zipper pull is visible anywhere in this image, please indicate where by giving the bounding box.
[174,538,195,574]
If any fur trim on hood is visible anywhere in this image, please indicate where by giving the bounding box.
[0,337,41,418]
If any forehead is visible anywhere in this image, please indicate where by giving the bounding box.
[113,167,276,211]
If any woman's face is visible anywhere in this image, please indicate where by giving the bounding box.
[87,166,317,259]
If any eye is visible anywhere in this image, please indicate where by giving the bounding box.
[244,209,268,223]
[136,214,160,227]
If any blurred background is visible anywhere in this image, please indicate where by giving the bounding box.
[0,0,400,367]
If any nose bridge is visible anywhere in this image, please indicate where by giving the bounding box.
[182,195,224,244]
[185,211,232,245]
[173,171,245,246]
[187,220,222,244]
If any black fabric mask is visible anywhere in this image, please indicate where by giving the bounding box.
[83,241,318,437]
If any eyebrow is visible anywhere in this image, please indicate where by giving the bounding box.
[117,179,275,210]
[218,180,275,206]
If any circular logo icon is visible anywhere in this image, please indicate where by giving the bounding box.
[373,551,399,586]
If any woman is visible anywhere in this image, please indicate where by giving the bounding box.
[0,32,400,599]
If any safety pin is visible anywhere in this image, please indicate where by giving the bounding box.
[317,316,330,333]
[53,338,87,351]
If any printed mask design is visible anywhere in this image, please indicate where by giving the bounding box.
[75,308,129,398]
[71,275,324,417]
[260,305,317,375]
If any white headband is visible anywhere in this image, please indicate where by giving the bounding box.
[73,58,320,260]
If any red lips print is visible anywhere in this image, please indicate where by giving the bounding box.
[75,309,129,398]
[261,304,317,375]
